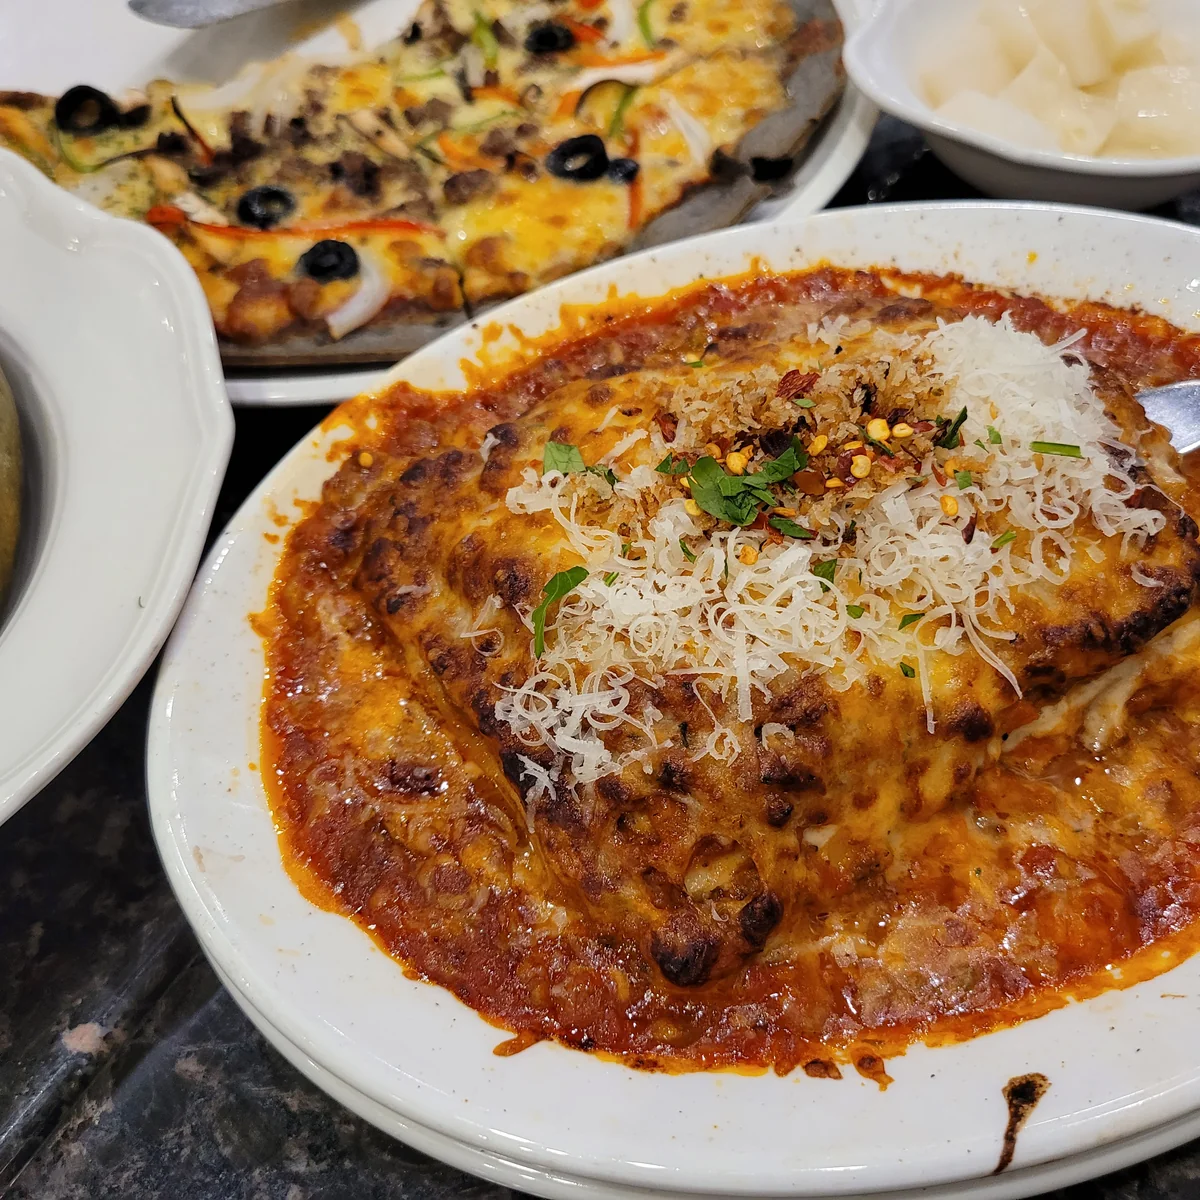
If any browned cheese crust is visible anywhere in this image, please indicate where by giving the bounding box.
[263,268,1200,1071]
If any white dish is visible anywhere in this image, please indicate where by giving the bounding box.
[150,200,1200,1197]
[0,0,875,409]
[843,0,1200,209]
[211,952,1200,1200]
[0,150,231,823]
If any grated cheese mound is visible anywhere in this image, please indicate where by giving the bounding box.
[496,315,1166,776]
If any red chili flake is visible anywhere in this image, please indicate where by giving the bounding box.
[877,455,903,473]
[776,369,819,400]
[962,513,977,544]
[653,411,678,443]
[833,450,855,482]
[930,462,947,487]
[910,420,936,432]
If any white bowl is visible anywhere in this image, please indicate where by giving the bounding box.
[843,0,1200,209]
[150,200,1200,1200]
[0,150,232,823]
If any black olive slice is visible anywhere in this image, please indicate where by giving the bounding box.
[119,103,152,129]
[607,157,639,184]
[298,239,360,283]
[524,20,576,54]
[545,134,608,182]
[54,85,120,136]
[236,185,296,230]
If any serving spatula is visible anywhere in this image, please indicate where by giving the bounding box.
[1139,380,1200,456]
[128,0,296,29]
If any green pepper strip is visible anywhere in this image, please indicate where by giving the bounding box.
[608,84,638,138]
[472,12,500,66]
[637,0,655,47]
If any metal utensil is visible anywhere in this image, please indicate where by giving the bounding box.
[1138,380,1200,456]
[128,0,295,29]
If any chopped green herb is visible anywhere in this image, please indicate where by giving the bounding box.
[1030,440,1083,458]
[861,427,894,457]
[974,438,987,451]
[991,529,1017,551]
[935,406,969,449]
[898,612,923,630]
[955,470,973,490]
[687,441,808,526]
[587,464,618,488]
[679,538,697,563]
[621,541,632,556]
[987,425,1003,445]
[636,0,655,46]
[532,566,588,656]
[655,453,690,475]
[900,662,916,678]
[792,396,816,409]
[543,441,586,475]
[684,360,706,368]
[769,516,813,539]
[846,603,865,619]
[812,559,838,584]
[603,571,618,586]
[544,441,616,488]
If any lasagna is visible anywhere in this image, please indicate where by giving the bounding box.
[261,267,1200,1072]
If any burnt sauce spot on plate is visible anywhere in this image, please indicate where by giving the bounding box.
[994,1072,1051,1174]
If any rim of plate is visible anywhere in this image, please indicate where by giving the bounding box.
[211,950,1200,1200]
[0,150,232,822]
[149,202,1200,1197]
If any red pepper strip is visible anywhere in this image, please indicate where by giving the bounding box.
[560,16,606,42]
[471,84,522,106]
[626,129,642,229]
[576,49,666,66]
[146,205,444,239]
[930,462,947,487]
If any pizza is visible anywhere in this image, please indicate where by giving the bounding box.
[259,265,1200,1071]
[0,0,843,365]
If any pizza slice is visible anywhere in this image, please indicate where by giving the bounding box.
[0,0,843,363]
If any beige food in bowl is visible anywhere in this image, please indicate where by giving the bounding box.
[0,365,20,603]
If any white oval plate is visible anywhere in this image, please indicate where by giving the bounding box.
[0,150,231,823]
[0,0,875,409]
[148,202,1200,1197]
[211,953,1200,1200]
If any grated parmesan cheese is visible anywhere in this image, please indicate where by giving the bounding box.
[497,315,1166,777]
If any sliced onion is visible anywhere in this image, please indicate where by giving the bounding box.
[664,94,712,164]
[174,64,267,114]
[605,0,636,46]
[570,55,676,95]
[174,190,229,225]
[249,54,317,137]
[461,43,486,90]
[326,251,391,340]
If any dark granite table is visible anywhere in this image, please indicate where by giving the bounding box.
[5,117,1200,1200]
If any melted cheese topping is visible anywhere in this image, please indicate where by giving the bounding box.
[499,315,1163,782]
